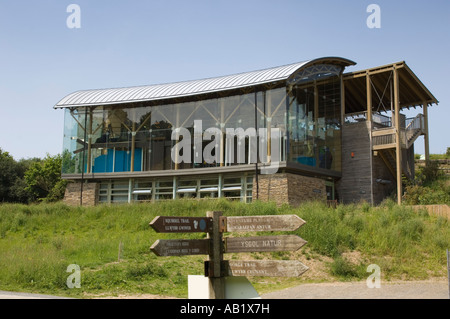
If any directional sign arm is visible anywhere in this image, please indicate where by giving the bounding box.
[223,214,306,232]
[150,239,210,256]
[224,235,307,253]
[205,260,309,277]
[150,216,213,233]
[224,260,309,277]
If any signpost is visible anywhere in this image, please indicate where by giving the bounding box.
[149,211,308,299]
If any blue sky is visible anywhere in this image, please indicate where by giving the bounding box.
[0,0,449,159]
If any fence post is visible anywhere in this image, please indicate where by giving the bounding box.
[447,249,449,299]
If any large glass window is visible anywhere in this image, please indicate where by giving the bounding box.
[60,85,296,174]
[287,65,342,172]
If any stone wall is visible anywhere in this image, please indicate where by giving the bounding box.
[253,173,326,206]
[287,173,326,206]
[63,182,99,206]
[253,174,289,206]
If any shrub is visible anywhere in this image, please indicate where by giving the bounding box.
[330,256,365,280]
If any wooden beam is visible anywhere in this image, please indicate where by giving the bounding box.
[373,143,396,151]
[423,101,430,163]
[340,75,345,127]
[366,72,372,122]
[367,72,374,205]
[371,128,396,137]
[344,61,404,80]
[393,67,402,205]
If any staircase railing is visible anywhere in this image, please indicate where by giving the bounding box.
[372,113,424,150]
[405,113,424,148]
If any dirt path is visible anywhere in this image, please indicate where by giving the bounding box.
[261,279,449,299]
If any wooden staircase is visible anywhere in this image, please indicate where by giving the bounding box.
[372,113,424,182]
[378,149,413,181]
[404,113,424,148]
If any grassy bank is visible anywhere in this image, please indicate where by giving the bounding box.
[0,199,448,298]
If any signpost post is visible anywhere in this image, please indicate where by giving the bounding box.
[149,211,308,299]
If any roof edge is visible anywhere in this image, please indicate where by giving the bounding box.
[54,57,356,109]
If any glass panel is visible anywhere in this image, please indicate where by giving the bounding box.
[287,68,341,172]
[150,105,175,171]
[289,85,316,166]
[318,80,341,171]
[265,88,287,163]
[222,93,256,166]
[132,106,152,172]
[154,179,173,200]
[110,181,129,203]
[62,108,85,174]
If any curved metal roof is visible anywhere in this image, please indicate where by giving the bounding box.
[54,57,355,108]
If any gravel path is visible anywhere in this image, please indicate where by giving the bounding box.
[262,280,449,299]
[0,290,71,299]
[1,280,448,299]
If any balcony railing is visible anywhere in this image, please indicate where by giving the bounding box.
[345,111,392,127]
[345,111,424,150]
[372,113,424,150]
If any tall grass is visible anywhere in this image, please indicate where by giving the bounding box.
[0,199,448,297]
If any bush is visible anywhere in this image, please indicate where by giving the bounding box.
[330,256,365,280]
[403,182,450,205]
[415,161,442,185]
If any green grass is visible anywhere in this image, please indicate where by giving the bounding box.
[0,199,449,298]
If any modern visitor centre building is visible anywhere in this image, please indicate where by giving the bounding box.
[54,57,438,206]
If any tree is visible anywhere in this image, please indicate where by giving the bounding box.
[0,148,18,202]
[24,154,67,202]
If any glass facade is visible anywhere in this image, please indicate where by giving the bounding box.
[61,63,343,190]
[62,87,289,174]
